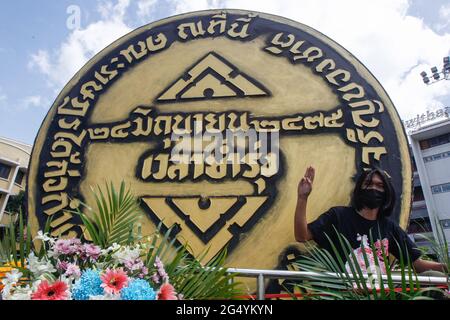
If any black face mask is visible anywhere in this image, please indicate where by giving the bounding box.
[357,189,385,209]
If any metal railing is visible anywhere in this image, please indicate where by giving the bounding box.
[225,268,449,300]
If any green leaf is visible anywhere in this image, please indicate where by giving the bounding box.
[72,181,142,248]
[291,229,442,300]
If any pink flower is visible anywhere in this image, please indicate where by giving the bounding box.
[139,266,149,278]
[374,239,389,259]
[123,258,149,278]
[157,283,177,300]
[151,273,160,284]
[56,260,69,272]
[101,268,129,294]
[81,243,101,261]
[53,238,81,255]
[65,263,81,278]
[31,280,69,300]
[154,257,169,282]
[125,259,142,271]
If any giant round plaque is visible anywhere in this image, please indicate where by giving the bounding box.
[28,10,412,275]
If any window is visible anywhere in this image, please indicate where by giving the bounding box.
[420,132,450,150]
[14,170,25,186]
[419,140,430,150]
[423,151,450,163]
[438,134,450,145]
[0,163,11,179]
[441,220,450,230]
[431,185,442,194]
[413,186,425,201]
[429,137,439,147]
[431,182,450,194]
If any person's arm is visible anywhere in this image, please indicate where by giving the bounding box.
[294,166,315,242]
[391,225,448,274]
[413,258,448,274]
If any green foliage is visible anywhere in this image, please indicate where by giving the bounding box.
[169,247,242,300]
[75,181,142,247]
[415,217,449,275]
[74,181,243,299]
[0,209,31,275]
[5,190,26,216]
[1,181,245,300]
[141,224,242,299]
[290,228,446,300]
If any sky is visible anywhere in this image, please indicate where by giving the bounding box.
[0,0,449,145]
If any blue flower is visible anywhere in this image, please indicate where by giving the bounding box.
[72,269,103,300]
[120,279,156,300]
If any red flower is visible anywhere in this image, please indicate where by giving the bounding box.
[158,283,177,300]
[31,280,69,300]
[101,268,129,295]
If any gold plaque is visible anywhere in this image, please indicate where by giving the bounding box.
[28,10,412,277]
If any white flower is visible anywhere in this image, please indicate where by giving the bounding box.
[2,285,32,300]
[31,279,42,292]
[1,269,23,287]
[100,242,120,255]
[1,285,12,299]
[95,262,107,270]
[111,245,141,264]
[33,230,54,243]
[27,252,56,277]
[8,287,32,300]
[46,250,59,259]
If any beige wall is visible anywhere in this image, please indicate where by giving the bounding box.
[0,137,31,222]
[0,179,11,191]
[11,184,24,195]
[0,138,31,167]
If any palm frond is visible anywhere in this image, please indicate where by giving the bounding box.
[145,222,179,268]
[169,248,242,300]
[142,225,244,300]
[291,230,442,300]
[74,181,142,248]
[415,217,449,273]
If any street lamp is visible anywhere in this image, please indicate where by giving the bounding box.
[420,55,450,85]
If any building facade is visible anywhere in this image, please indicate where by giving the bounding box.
[408,118,450,252]
[0,136,32,226]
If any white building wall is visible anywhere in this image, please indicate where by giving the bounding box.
[422,146,450,185]
[409,119,450,248]
[0,137,31,224]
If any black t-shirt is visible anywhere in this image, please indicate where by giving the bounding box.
[307,206,421,265]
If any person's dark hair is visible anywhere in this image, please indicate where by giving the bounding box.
[351,167,396,218]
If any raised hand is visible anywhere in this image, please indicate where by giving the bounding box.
[297,166,315,200]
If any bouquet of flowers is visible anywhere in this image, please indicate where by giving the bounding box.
[0,182,241,300]
[1,232,179,300]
